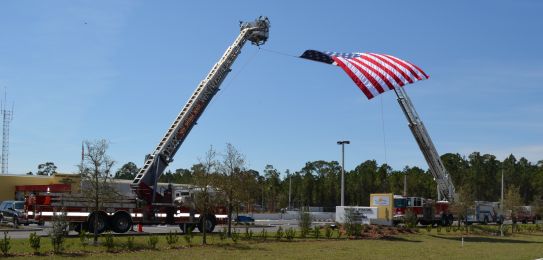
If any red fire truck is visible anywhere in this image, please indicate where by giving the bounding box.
[393,195,453,226]
[23,17,270,234]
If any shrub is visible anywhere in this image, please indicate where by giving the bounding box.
[126,236,135,250]
[404,209,418,228]
[184,226,193,247]
[49,210,67,254]
[275,227,284,241]
[437,226,442,233]
[219,227,227,241]
[353,224,362,239]
[231,229,239,243]
[313,226,320,239]
[1,232,10,257]
[298,207,312,238]
[336,229,343,239]
[244,225,253,240]
[165,231,179,247]
[446,226,452,233]
[29,232,41,255]
[260,229,268,241]
[324,225,333,239]
[103,232,115,252]
[285,228,295,241]
[426,225,432,233]
[79,230,89,248]
[147,235,159,249]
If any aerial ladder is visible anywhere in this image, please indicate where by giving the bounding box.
[131,17,270,218]
[393,87,456,202]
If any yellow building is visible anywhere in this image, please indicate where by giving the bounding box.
[0,173,80,201]
[370,193,394,221]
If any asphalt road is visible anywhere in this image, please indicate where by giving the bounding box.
[1,219,304,239]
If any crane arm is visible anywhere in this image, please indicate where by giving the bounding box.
[394,87,456,201]
[131,17,270,204]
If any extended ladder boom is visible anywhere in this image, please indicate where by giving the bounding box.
[394,87,456,201]
[131,17,270,204]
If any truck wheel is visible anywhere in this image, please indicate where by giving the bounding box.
[88,212,108,234]
[179,223,195,234]
[111,212,132,233]
[483,217,489,225]
[197,216,216,233]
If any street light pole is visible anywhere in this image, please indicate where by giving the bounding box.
[287,170,292,210]
[337,140,350,206]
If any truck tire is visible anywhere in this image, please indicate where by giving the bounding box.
[483,216,489,225]
[179,223,196,234]
[88,212,108,234]
[111,212,132,233]
[197,215,216,233]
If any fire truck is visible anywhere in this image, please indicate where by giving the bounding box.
[393,195,453,226]
[389,80,457,226]
[23,17,270,234]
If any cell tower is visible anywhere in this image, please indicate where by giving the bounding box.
[1,92,13,175]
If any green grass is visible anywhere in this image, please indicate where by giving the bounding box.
[3,227,543,259]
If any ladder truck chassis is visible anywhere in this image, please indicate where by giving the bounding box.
[23,17,270,234]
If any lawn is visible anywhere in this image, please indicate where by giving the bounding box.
[3,227,543,259]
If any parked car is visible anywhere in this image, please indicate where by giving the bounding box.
[0,200,30,226]
[235,215,255,223]
[512,206,538,224]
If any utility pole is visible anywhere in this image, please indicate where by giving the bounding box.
[501,168,504,209]
[337,140,350,206]
[403,173,407,197]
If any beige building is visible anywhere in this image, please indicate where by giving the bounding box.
[0,173,80,201]
[0,173,194,202]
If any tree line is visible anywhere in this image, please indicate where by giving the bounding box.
[112,147,543,212]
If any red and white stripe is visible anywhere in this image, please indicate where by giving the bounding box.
[331,53,429,99]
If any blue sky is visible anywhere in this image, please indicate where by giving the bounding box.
[1,0,542,176]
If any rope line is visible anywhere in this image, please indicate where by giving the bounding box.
[380,95,388,166]
[260,47,299,59]
[206,48,261,109]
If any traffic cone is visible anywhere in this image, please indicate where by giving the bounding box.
[138,223,143,233]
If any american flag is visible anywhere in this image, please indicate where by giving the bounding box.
[300,50,429,99]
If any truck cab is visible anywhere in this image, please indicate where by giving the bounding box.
[512,206,538,224]
[465,201,503,225]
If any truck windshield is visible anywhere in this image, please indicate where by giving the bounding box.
[394,198,406,208]
[13,202,24,210]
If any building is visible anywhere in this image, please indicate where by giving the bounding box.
[0,173,196,202]
[0,173,80,201]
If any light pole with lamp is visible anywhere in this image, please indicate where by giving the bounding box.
[337,140,350,206]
